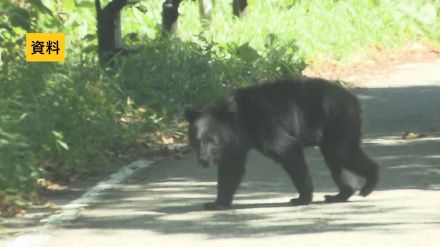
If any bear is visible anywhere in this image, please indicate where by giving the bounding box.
[185,77,379,210]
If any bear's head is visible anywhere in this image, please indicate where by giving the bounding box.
[184,98,238,167]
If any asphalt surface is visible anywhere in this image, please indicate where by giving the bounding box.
[2,60,440,247]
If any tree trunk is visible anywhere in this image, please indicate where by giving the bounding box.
[162,0,181,35]
[198,0,214,24]
[95,0,135,66]
[232,0,248,17]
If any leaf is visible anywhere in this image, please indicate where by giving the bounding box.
[63,0,76,12]
[75,0,96,8]
[8,6,31,30]
[52,131,69,150]
[56,140,69,150]
[83,34,97,42]
[402,131,426,140]
[83,44,98,53]
[236,43,259,62]
[161,135,174,145]
[28,0,53,15]
[265,33,277,48]
[19,113,29,121]
[134,4,148,13]
[52,131,63,139]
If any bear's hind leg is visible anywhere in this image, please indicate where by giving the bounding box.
[343,148,379,197]
[320,145,356,203]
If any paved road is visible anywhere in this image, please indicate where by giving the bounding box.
[3,60,440,247]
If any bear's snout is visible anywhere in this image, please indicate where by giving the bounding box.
[198,155,217,167]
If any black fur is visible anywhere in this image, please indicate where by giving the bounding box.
[185,77,379,210]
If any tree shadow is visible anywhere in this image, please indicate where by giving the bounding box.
[66,85,440,238]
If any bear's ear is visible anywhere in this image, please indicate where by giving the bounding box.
[184,106,200,122]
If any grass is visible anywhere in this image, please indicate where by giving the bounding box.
[124,0,440,61]
[1,0,439,216]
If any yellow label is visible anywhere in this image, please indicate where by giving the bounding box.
[26,33,65,62]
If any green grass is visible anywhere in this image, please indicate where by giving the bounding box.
[123,0,440,61]
[1,0,439,214]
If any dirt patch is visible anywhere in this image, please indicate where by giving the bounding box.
[303,42,440,84]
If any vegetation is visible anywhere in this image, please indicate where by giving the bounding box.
[1,0,439,216]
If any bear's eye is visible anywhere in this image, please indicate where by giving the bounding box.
[205,136,219,144]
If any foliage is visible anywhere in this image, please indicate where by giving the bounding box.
[0,0,439,215]
[123,0,440,61]
[116,36,304,115]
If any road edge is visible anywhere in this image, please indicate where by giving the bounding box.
[6,159,155,247]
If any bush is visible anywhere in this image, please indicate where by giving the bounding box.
[115,36,304,116]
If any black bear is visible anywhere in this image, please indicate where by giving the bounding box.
[185,77,378,210]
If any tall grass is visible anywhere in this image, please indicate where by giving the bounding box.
[124,0,440,61]
[0,55,122,206]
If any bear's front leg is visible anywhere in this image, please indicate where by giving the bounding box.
[204,156,246,211]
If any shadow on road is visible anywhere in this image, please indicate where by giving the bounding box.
[67,85,440,238]
[356,85,440,134]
